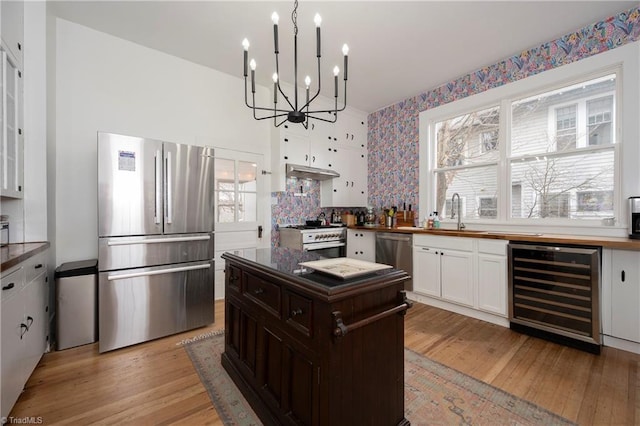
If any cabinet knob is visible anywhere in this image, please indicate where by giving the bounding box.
[35,263,43,269]
[621,270,625,282]
[254,288,264,295]
[2,283,15,290]
[291,308,303,317]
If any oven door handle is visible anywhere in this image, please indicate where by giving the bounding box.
[304,241,346,251]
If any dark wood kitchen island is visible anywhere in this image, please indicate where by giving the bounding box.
[221,247,412,426]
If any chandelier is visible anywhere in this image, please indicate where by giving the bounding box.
[242,0,349,128]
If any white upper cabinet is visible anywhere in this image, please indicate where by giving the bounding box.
[0,0,24,199]
[320,146,367,207]
[270,101,368,197]
[336,113,367,151]
[319,110,368,207]
[0,50,23,198]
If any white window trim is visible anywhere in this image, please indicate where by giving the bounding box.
[418,42,638,237]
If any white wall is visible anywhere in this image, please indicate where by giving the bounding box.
[23,1,47,242]
[53,18,271,265]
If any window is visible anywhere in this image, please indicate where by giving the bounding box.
[433,105,499,219]
[443,197,466,219]
[480,131,498,153]
[215,158,258,223]
[587,96,613,146]
[511,74,615,219]
[540,193,569,218]
[478,197,497,218]
[555,105,577,151]
[577,190,613,213]
[424,70,620,225]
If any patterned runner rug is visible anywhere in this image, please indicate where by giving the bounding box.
[183,331,575,425]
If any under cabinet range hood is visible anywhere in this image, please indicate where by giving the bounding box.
[285,163,340,181]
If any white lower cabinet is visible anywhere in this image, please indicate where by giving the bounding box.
[476,240,508,317]
[346,229,375,263]
[1,250,48,418]
[412,235,508,326]
[413,235,474,307]
[603,249,640,346]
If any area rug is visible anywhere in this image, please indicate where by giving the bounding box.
[183,331,575,426]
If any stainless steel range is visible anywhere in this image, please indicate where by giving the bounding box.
[279,225,346,258]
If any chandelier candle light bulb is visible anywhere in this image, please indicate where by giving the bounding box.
[342,44,349,80]
[242,38,249,77]
[250,59,256,93]
[314,13,322,57]
[272,12,279,53]
[241,0,349,127]
[272,73,278,104]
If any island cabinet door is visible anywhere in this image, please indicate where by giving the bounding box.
[225,297,259,380]
[323,285,407,426]
[256,326,317,426]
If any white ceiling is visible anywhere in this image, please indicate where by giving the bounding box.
[49,0,639,113]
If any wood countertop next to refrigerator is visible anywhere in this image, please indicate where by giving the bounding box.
[0,242,50,272]
[348,225,640,250]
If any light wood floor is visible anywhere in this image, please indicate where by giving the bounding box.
[9,300,640,425]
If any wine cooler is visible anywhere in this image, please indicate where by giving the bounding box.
[508,243,601,353]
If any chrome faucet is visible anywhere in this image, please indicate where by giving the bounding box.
[451,193,465,231]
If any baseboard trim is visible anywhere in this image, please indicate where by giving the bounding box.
[407,292,509,328]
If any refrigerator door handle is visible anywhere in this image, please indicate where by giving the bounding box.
[107,263,210,281]
[106,235,211,246]
[165,150,173,224]
[154,150,162,224]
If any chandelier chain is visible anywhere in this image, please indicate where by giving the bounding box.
[292,0,298,36]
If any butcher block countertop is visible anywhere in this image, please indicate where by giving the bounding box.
[349,225,640,250]
[0,242,50,272]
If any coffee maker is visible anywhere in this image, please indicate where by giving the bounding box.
[629,196,640,239]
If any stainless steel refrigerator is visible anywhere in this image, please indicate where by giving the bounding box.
[97,132,215,352]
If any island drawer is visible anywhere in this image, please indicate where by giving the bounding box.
[284,290,313,337]
[225,264,242,293]
[244,272,281,318]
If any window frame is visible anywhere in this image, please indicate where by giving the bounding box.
[418,43,637,234]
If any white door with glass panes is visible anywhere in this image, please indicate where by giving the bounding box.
[214,148,267,299]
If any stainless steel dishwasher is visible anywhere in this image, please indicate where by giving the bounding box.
[376,232,413,290]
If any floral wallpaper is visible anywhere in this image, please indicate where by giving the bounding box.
[272,6,640,246]
[368,6,640,220]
